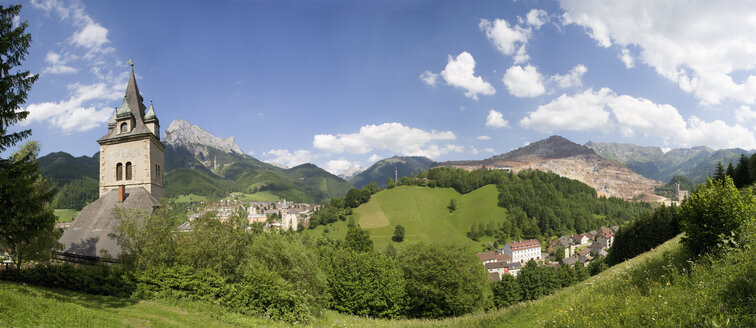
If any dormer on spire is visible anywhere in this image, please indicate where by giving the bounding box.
[144,100,160,138]
[108,107,117,129]
[115,96,133,119]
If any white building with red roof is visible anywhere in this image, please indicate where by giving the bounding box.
[502,239,542,263]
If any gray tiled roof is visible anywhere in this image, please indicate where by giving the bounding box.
[58,187,160,261]
[98,66,155,143]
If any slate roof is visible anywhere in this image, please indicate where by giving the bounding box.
[58,187,160,261]
[507,239,541,250]
[485,261,508,270]
[98,65,156,144]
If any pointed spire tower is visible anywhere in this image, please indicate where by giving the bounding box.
[97,60,165,199]
[59,60,167,263]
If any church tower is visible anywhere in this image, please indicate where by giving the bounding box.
[98,63,165,200]
[58,62,166,262]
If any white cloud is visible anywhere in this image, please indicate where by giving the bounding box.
[484,147,496,153]
[27,0,127,132]
[264,149,314,168]
[469,146,480,155]
[440,52,495,100]
[324,159,363,177]
[42,51,77,74]
[735,105,756,123]
[367,154,382,163]
[477,135,491,140]
[619,48,634,69]
[520,88,613,133]
[419,70,439,86]
[503,65,545,97]
[71,22,109,50]
[22,82,122,132]
[486,109,510,128]
[547,64,587,89]
[526,9,549,29]
[560,1,756,105]
[521,87,756,149]
[480,18,532,64]
[313,123,457,159]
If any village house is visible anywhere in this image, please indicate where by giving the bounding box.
[484,261,509,277]
[502,239,541,263]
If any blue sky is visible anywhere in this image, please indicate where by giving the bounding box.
[12,0,756,175]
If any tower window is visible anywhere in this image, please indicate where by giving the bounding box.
[120,122,128,133]
[126,162,132,180]
[116,163,123,181]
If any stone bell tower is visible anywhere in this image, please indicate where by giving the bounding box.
[98,62,165,200]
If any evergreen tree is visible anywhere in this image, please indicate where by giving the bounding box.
[391,224,405,242]
[733,154,751,188]
[0,4,37,153]
[0,142,57,269]
[714,161,726,182]
[726,162,735,179]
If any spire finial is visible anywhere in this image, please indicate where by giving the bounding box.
[127,58,133,67]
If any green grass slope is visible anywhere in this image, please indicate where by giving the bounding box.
[5,233,751,327]
[307,185,509,251]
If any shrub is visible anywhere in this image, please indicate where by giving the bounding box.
[492,274,521,308]
[239,234,329,312]
[680,177,755,255]
[134,265,312,324]
[320,247,406,318]
[398,241,492,318]
[0,263,134,297]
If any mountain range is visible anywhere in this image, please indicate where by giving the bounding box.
[434,136,661,200]
[39,119,752,209]
[584,141,753,184]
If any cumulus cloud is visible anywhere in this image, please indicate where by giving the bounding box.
[477,135,491,140]
[560,0,756,105]
[619,48,634,69]
[419,70,440,86]
[367,154,382,163]
[324,159,363,177]
[503,65,546,97]
[26,0,126,132]
[486,109,510,128]
[484,147,496,153]
[22,82,122,132]
[469,146,480,155]
[264,149,314,168]
[42,51,77,74]
[502,64,586,98]
[547,64,587,89]
[525,9,549,29]
[520,88,613,133]
[313,123,458,159]
[521,87,756,149]
[439,52,496,100]
[480,18,532,64]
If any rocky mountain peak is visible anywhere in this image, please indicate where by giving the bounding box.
[493,135,597,161]
[163,119,243,155]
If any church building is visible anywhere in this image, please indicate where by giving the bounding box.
[58,63,165,262]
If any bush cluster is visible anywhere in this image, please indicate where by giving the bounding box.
[0,263,134,297]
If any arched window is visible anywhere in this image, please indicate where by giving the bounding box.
[116,163,123,181]
[120,122,128,133]
[125,162,132,180]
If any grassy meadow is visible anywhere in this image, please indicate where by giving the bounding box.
[53,209,79,223]
[306,185,509,251]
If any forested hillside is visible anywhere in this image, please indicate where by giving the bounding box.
[309,167,651,249]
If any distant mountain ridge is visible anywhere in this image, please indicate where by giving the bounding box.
[585,141,752,183]
[39,120,354,206]
[435,136,660,200]
[350,156,435,189]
